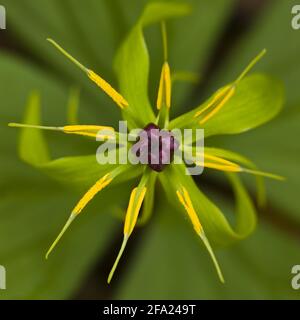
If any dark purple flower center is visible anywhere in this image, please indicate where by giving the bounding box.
[131,123,179,172]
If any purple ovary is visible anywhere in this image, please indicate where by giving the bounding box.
[131,123,179,172]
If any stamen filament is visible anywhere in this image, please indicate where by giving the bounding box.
[176,187,224,283]
[8,123,61,131]
[194,49,266,124]
[46,173,114,259]
[9,123,115,139]
[200,233,225,284]
[46,214,75,259]
[195,151,285,180]
[107,236,128,284]
[47,38,128,109]
[108,184,147,284]
[235,49,266,84]
[242,168,285,181]
[200,86,235,125]
[47,38,87,72]
[161,21,168,62]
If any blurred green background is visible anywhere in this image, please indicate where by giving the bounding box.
[0,0,300,299]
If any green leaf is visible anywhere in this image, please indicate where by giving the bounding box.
[114,1,191,128]
[159,164,256,247]
[19,92,50,165]
[170,74,284,138]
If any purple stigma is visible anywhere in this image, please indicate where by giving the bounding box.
[131,123,179,172]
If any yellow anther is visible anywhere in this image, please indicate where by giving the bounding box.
[47,38,128,109]
[176,186,224,283]
[72,174,113,216]
[194,49,267,125]
[176,187,203,234]
[87,70,129,109]
[157,62,171,110]
[194,86,236,125]
[108,186,147,284]
[46,174,113,259]
[63,125,115,139]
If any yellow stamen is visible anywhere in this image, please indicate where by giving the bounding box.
[199,152,285,180]
[201,153,241,172]
[124,187,147,236]
[195,86,236,125]
[87,70,129,109]
[46,174,113,259]
[204,153,241,167]
[194,85,231,118]
[200,86,235,125]
[198,162,241,172]
[63,125,115,139]
[176,187,224,283]
[157,62,171,109]
[47,38,128,109]
[194,49,267,124]
[9,123,115,140]
[108,187,147,284]
[72,174,113,216]
[176,188,203,234]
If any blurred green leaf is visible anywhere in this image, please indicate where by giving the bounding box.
[19,92,50,165]
[0,184,119,299]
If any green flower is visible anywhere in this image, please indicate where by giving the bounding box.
[9,2,284,285]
